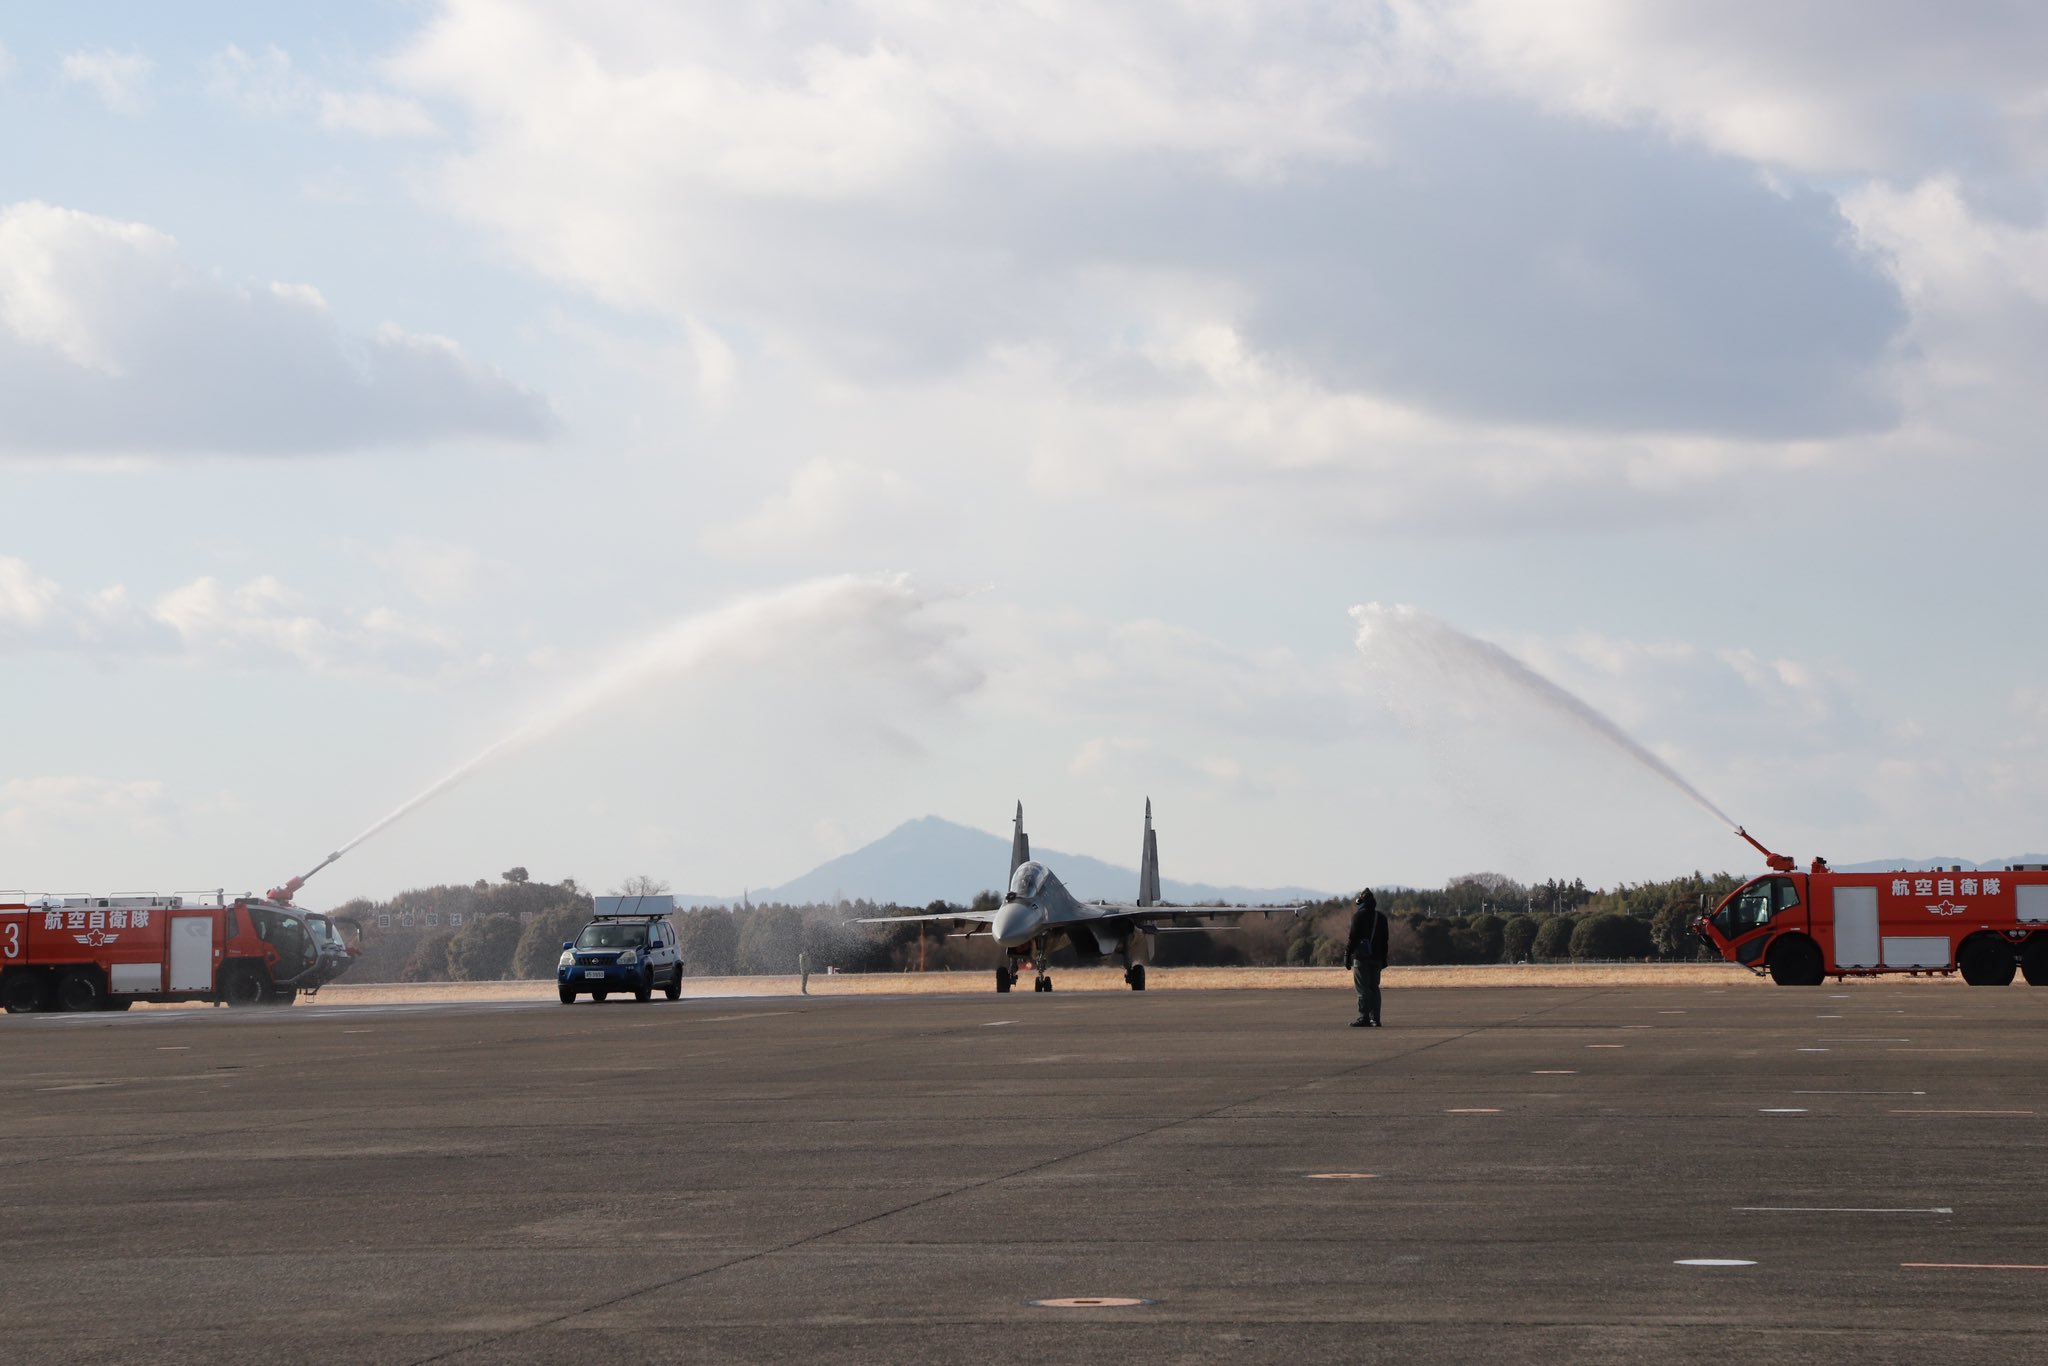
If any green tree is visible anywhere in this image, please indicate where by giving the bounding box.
[502,866,530,885]
[738,906,804,975]
[1469,912,1506,963]
[401,929,455,982]
[512,904,591,978]
[678,908,740,975]
[1569,912,1657,961]
[1532,915,1575,960]
[448,913,525,981]
[1502,914,1539,963]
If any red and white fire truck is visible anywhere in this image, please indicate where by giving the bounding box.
[1694,830,2048,986]
[0,891,360,1013]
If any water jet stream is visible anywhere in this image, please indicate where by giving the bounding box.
[1351,602,1737,831]
[282,574,966,896]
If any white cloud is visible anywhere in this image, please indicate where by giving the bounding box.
[61,48,152,113]
[1423,1,2048,181]
[390,2,1903,441]
[0,555,460,677]
[0,201,554,456]
[207,43,311,114]
[319,90,438,138]
[0,776,167,839]
[708,458,915,553]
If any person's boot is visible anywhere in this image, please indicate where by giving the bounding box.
[1349,1015,1369,1027]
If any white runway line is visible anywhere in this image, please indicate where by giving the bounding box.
[1739,1206,1952,1215]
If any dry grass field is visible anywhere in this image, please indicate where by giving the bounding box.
[274,960,1989,1008]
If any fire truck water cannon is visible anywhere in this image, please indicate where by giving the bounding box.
[1734,826,1796,873]
[267,850,342,905]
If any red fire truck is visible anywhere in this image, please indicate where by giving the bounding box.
[1694,830,2048,986]
[0,891,360,1013]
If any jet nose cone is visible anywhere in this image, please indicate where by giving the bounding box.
[992,901,1040,945]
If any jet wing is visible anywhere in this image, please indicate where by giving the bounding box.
[1090,902,1303,925]
[854,910,995,927]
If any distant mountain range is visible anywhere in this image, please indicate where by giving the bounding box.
[678,815,1333,909]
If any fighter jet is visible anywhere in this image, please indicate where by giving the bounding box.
[860,800,1302,993]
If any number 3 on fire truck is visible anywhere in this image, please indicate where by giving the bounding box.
[3,921,19,958]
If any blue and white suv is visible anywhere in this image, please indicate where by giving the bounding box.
[557,912,685,1004]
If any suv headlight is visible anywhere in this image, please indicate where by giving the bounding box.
[558,949,575,968]
[617,949,639,966]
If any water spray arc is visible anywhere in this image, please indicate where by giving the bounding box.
[267,574,968,902]
[1351,602,1745,844]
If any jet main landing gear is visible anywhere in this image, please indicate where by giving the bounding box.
[1123,963,1146,991]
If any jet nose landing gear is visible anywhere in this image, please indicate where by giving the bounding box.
[1123,963,1146,991]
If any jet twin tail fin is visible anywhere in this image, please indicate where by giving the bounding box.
[1138,797,1161,907]
[1010,800,1030,878]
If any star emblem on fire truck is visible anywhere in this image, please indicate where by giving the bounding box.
[1925,900,1965,917]
[72,929,123,947]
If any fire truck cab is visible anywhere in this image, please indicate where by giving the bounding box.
[1695,862,2048,987]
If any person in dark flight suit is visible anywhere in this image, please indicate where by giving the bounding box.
[1345,889,1389,1027]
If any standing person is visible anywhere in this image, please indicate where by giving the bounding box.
[798,950,810,995]
[1345,890,1389,1028]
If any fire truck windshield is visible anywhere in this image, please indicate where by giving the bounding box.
[1713,877,1799,938]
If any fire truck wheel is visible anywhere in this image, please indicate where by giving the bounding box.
[1958,935,2017,987]
[270,987,298,1006]
[104,998,133,1011]
[55,968,106,1013]
[1,972,49,1014]
[222,969,267,1007]
[1765,936,1824,987]
[2021,938,2048,987]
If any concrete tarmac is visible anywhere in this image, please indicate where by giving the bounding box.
[2,979,2044,1363]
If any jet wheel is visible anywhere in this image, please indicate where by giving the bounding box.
[995,966,1013,993]
[1127,964,1146,991]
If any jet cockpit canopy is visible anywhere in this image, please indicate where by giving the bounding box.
[1007,861,1049,903]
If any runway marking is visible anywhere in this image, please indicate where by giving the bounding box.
[1586,1044,1624,1049]
[1030,1297,1152,1308]
[1304,1172,1377,1180]
[981,1020,1017,1027]
[1816,1014,1843,1019]
[1740,1206,1951,1215]
[1758,1108,1808,1114]
[692,1012,795,1023]
[155,1046,189,1051]
[1794,1090,1927,1096]
[1445,1108,1501,1114]
[1532,1070,1576,1075]
[1889,1048,1982,1053]
[1676,1259,1756,1267]
[1903,1263,2048,1271]
[1818,1037,1910,1042]
[1888,1108,2034,1116]
[1796,1048,1829,1052]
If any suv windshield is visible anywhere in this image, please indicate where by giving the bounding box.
[576,923,649,950]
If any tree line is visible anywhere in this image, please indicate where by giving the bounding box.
[330,866,1745,984]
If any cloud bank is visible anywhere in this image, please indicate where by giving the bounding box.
[0,202,554,458]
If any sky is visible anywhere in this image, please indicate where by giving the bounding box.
[5,2,2048,905]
